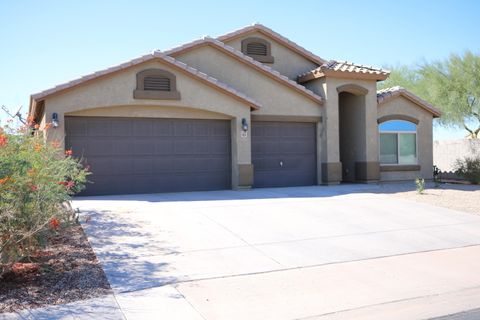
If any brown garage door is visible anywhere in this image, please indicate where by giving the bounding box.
[252,121,316,188]
[65,117,231,196]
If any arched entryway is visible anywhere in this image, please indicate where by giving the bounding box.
[337,84,368,182]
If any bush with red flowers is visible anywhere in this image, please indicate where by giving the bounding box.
[0,122,89,276]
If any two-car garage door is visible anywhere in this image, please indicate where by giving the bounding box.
[65,117,231,196]
[66,117,317,195]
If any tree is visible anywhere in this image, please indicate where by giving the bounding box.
[380,51,480,138]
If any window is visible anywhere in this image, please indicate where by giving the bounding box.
[379,120,417,165]
[241,37,274,63]
[134,69,180,100]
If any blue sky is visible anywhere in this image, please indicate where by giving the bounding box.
[1,0,479,139]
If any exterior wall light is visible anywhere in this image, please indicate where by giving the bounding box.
[52,113,59,128]
[241,118,249,132]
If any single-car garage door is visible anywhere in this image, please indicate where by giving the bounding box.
[252,121,317,188]
[65,117,231,196]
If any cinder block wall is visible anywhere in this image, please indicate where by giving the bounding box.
[433,139,480,171]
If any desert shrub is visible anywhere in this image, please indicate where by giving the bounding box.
[0,122,89,276]
[454,156,480,184]
[415,177,425,194]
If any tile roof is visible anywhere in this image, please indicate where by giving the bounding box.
[163,37,323,104]
[30,51,262,110]
[298,60,390,82]
[217,23,327,65]
[377,86,442,117]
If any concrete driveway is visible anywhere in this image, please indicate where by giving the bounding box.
[73,184,480,320]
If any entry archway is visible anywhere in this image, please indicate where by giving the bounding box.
[337,85,368,182]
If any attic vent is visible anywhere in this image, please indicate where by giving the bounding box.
[246,42,267,56]
[144,77,171,91]
[241,37,274,63]
[134,68,181,100]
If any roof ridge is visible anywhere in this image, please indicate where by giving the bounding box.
[298,60,390,82]
[377,86,441,117]
[31,51,262,109]
[216,23,327,65]
[163,37,323,104]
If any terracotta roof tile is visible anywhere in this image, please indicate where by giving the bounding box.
[217,23,326,65]
[298,60,390,82]
[31,52,262,110]
[163,37,323,104]
[377,86,441,117]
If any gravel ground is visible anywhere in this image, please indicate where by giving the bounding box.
[0,224,112,313]
[371,182,480,215]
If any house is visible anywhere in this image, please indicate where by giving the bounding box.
[29,24,441,196]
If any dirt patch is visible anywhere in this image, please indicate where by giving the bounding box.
[374,183,480,215]
[0,224,112,313]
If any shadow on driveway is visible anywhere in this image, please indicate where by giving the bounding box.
[81,209,179,293]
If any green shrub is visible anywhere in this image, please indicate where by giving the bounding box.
[415,177,425,194]
[454,156,480,184]
[0,122,89,276]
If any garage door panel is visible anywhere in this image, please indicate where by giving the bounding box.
[193,122,210,136]
[66,118,87,136]
[133,120,154,136]
[111,157,134,175]
[133,139,155,155]
[152,158,175,173]
[252,121,316,188]
[210,139,231,154]
[174,139,195,154]
[192,140,211,154]
[212,122,230,136]
[174,122,193,136]
[109,119,132,136]
[87,120,111,136]
[263,125,281,137]
[153,121,174,136]
[87,139,114,155]
[154,139,175,155]
[66,117,231,195]
[133,158,154,174]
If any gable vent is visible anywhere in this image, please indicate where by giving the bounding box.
[144,77,171,91]
[246,42,268,56]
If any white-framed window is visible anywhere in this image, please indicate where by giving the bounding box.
[379,120,417,165]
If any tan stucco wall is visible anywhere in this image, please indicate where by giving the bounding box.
[176,46,322,117]
[223,31,319,80]
[378,96,434,181]
[67,105,231,119]
[305,77,378,183]
[41,59,253,189]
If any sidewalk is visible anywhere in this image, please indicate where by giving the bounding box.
[0,295,124,320]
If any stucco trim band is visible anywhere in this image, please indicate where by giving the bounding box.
[337,84,369,96]
[251,115,322,123]
[380,165,421,172]
[377,114,419,125]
